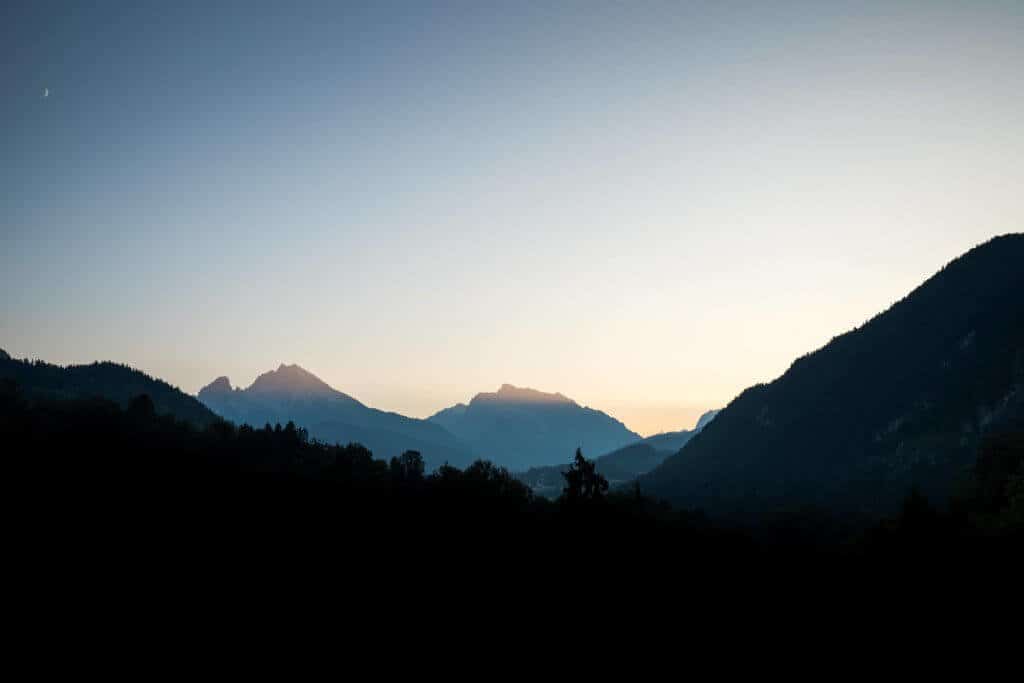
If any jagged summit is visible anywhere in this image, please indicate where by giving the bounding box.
[475,383,575,405]
[198,364,353,404]
[200,376,233,394]
[195,362,474,469]
[247,363,338,397]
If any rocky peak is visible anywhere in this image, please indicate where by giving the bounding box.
[198,376,233,397]
[246,364,337,397]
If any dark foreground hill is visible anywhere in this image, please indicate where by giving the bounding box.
[0,351,218,427]
[641,234,1024,521]
[198,364,475,469]
[2,378,1019,574]
[428,384,640,470]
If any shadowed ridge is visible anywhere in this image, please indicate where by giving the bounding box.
[0,353,220,427]
[641,233,1024,520]
[426,402,468,433]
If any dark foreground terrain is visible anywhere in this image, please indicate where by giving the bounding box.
[4,378,1020,577]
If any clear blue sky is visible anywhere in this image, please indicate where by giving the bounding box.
[3,1,1022,434]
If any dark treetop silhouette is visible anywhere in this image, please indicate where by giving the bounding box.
[2,366,1018,568]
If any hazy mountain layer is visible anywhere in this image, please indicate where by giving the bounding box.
[428,384,640,470]
[517,409,720,496]
[643,410,721,453]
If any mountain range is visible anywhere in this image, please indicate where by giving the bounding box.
[7,234,1019,523]
[197,364,476,470]
[641,233,1024,520]
[198,374,653,472]
[427,384,641,470]
[1,347,706,474]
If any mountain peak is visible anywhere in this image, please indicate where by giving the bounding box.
[247,363,337,397]
[484,383,575,405]
[199,376,233,395]
[428,384,637,469]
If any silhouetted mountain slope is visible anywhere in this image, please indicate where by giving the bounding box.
[428,384,639,470]
[642,234,1024,520]
[198,365,474,469]
[518,409,720,496]
[0,351,219,427]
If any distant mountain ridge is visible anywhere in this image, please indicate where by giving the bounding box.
[428,384,640,470]
[693,409,720,433]
[643,410,721,453]
[641,233,1024,520]
[517,408,720,496]
[198,364,475,469]
[0,352,219,427]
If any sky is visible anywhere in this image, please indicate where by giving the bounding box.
[2,1,1022,436]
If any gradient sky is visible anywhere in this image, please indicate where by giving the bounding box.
[2,1,1022,435]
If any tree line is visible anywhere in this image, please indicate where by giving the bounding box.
[1,378,1020,565]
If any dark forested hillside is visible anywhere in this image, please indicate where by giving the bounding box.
[198,364,475,469]
[428,384,639,470]
[1,380,752,565]
[3,374,1017,569]
[642,234,1024,520]
[0,352,219,427]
